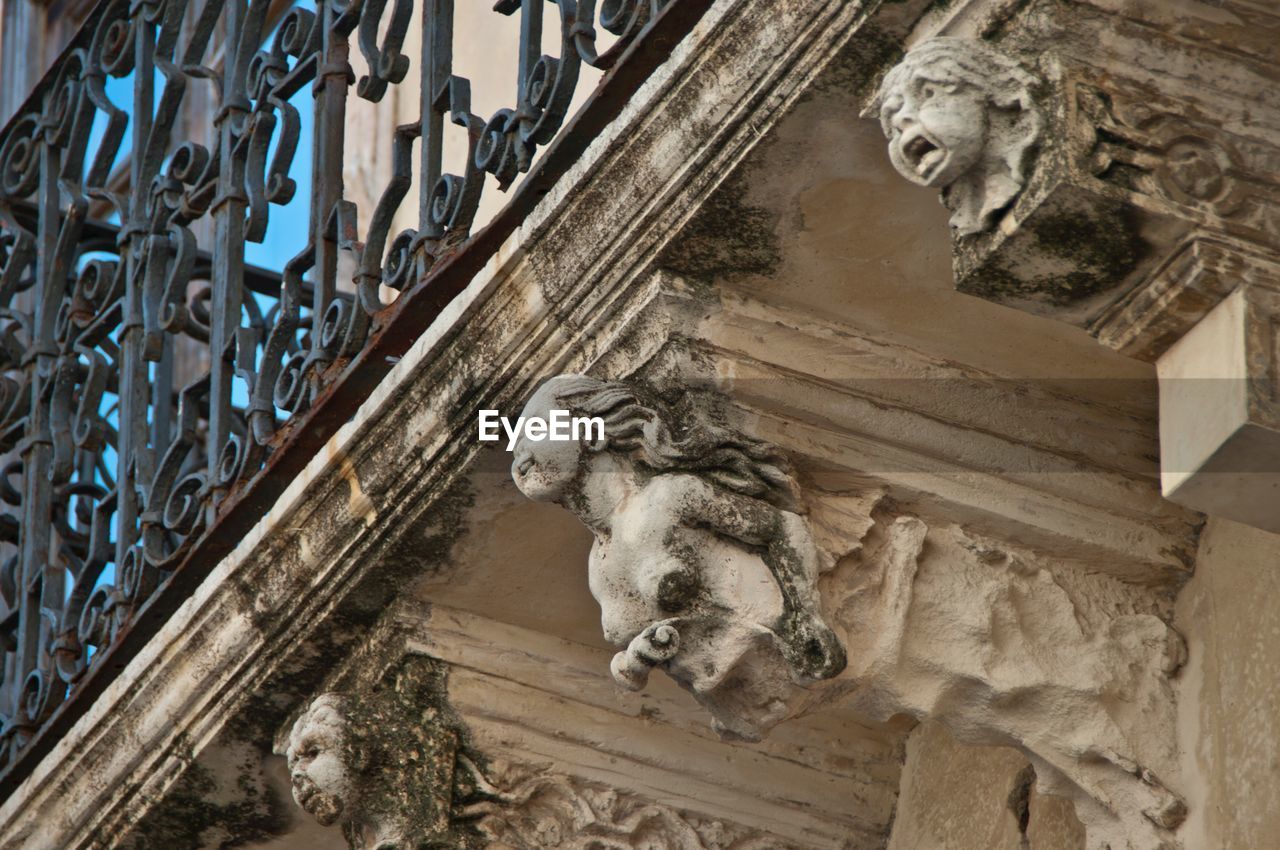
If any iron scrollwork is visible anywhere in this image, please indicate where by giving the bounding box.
[0,0,672,772]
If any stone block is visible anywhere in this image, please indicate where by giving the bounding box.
[1158,284,1280,531]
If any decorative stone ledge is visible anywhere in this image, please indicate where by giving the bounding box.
[642,276,1200,584]
[508,371,1189,849]
[276,632,820,849]
[868,0,1280,535]
[1092,237,1280,362]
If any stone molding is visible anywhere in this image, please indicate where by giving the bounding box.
[644,276,1200,584]
[0,0,941,845]
[0,1,1227,848]
[1092,235,1280,362]
[1074,75,1280,247]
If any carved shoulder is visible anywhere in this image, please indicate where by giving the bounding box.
[637,472,784,548]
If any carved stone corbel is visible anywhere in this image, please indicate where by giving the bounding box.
[279,643,818,849]
[867,35,1158,326]
[507,374,1192,848]
[508,374,847,741]
[870,11,1280,532]
[869,37,1045,238]
[279,655,464,850]
[828,512,1188,850]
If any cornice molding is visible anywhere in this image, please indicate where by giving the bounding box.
[0,0,939,845]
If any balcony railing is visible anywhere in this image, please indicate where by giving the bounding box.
[0,0,701,792]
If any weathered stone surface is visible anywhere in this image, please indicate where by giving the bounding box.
[0,3,947,842]
[886,721,1084,850]
[871,37,1044,237]
[1174,518,1280,850]
[866,0,1280,331]
[1092,237,1280,362]
[115,740,290,850]
[509,374,846,741]
[280,655,463,850]
[864,1,1280,537]
[828,513,1187,849]
[407,605,896,848]
[1154,282,1280,531]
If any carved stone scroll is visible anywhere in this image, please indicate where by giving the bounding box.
[508,374,847,741]
[457,758,789,849]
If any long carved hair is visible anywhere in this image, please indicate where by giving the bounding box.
[541,374,802,512]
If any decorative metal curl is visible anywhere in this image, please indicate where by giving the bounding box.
[0,116,42,200]
[356,0,414,102]
[0,0,685,775]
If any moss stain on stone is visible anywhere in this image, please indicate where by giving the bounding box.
[119,754,288,850]
[962,198,1146,306]
[657,170,783,283]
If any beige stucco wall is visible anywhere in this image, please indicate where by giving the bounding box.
[1176,517,1280,849]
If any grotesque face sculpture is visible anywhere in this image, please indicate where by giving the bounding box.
[880,68,988,189]
[286,694,356,828]
[281,659,464,850]
[510,375,845,741]
[873,37,1043,236]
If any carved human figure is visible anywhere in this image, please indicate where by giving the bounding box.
[871,37,1043,236]
[510,375,846,740]
[285,680,459,850]
[286,694,358,830]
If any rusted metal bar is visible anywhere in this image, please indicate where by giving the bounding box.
[0,0,703,798]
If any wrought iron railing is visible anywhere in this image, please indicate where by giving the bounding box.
[0,0,693,787]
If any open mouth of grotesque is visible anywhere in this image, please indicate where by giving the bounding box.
[900,130,945,179]
[294,777,343,825]
[515,456,535,477]
[293,779,318,811]
[294,777,318,805]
